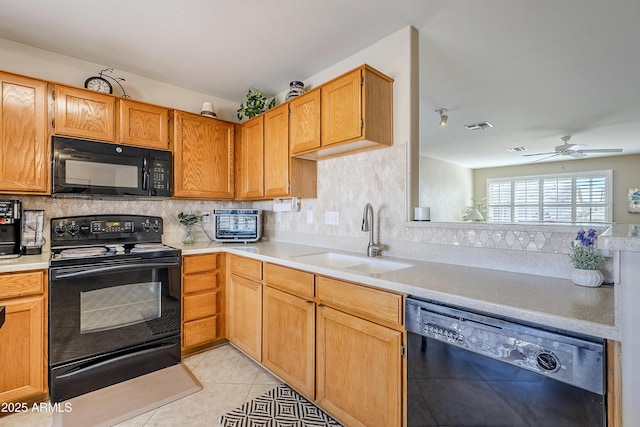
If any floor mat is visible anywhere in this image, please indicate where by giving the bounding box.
[53,363,202,427]
[219,384,343,427]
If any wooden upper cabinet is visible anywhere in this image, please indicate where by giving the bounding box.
[53,84,115,142]
[321,69,362,146]
[0,72,49,194]
[290,88,321,155]
[235,115,264,199]
[172,111,234,199]
[300,64,392,160]
[263,103,290,198]
[117,99,169,150]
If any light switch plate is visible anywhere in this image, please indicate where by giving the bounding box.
[307,210,313,224]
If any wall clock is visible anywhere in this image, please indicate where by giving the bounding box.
[84,75,113,94]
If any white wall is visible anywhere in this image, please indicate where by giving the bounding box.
[419,155,473,222]
[0,38,239,121]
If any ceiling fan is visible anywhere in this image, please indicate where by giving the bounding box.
[523,135,623,161]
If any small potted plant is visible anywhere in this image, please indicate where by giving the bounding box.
[236,89,276,121]
[569,228,605,287]
[178,212,201,244]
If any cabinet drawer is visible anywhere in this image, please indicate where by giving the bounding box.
[0,270,45,299]
[264,263,314,299]
[184,292,218,321]
[183,254,218,274]
[183,272,217,294]
[183,317,217,348]
[230,255,262,281]
[316,276,404,327]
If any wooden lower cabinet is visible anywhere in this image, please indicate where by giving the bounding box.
[182,254,224,355]
[316,305,404,427]
[262,286,315,397]
[0,270,47,405]
[227,257,263,361]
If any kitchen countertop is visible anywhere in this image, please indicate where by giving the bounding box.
[0,251,49,273]
[0,240,618,341]
[175,240,618,341]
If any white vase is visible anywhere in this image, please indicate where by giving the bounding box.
[571,268,604,287]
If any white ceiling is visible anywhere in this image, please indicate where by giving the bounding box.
[1,0,639,169]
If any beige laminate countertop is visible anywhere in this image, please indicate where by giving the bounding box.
[176,240,618,341]
[1,240,617,341]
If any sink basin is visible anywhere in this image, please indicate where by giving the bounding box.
[291,252,412,274]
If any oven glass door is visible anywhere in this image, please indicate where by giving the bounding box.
[49,262,181,366]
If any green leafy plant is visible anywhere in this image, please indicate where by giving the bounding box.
[177,212,201,226]
[569,228,605,270]
[236,89,276,120]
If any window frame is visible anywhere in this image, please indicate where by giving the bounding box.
[486,170,612,223]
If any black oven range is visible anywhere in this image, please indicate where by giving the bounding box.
[48,214,181,402]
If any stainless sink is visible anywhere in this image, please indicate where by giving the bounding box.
[291,252,412,274]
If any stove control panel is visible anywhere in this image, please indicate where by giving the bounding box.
[51,215,164,244]
[91,220,134,233]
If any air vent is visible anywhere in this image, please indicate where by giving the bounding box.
[465,121,493,130]
[507,146,528,152]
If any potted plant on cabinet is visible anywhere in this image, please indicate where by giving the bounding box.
[236,89,276,120]
[569,228,605,287]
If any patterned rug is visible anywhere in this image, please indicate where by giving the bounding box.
[218,384,343,427]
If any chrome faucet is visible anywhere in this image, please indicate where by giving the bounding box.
[362,203,382,257]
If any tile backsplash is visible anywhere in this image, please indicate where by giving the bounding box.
[6,143,612,280]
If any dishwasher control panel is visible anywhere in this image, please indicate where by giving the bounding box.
[406,296,605,395]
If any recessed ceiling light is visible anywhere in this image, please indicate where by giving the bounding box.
[507,146,528,152]
[464,121,493,130]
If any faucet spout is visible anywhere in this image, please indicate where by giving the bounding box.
[362,203,381,257]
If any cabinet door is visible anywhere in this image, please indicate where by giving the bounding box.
[0,296,45,404]
[263,286,315,397]
[227,274,262,361]
[316,305,403,427]
[321,69,362,146]
[117,99,169,149]
[235,116,264,199]
[290,88,321,155]
[263,104,290,198]
[54,85,115,141]
[173,111,234,199]
[0,73,49,194]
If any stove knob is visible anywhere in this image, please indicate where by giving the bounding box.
[143,222,150,231]
[152,221,160,232]
[68,224,80,236]
[54,224,66,236]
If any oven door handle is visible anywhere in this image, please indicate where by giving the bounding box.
[53,262,179,279]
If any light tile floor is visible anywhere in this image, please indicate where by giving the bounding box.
[0,344,281,427]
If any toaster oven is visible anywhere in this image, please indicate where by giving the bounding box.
[213,209,262,243]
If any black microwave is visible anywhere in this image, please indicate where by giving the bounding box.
[52,136,172,198]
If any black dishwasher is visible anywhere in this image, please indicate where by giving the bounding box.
[406,296,606,426]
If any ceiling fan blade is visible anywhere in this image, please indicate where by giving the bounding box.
[577,148,623,153]
[522,151,557,157]
[531,153,560,162]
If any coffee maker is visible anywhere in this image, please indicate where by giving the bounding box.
[0,200,21,259]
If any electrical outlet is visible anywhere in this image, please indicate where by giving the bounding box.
[201,211,212,223]
[307,210,313,224]
[325,211,339,225]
